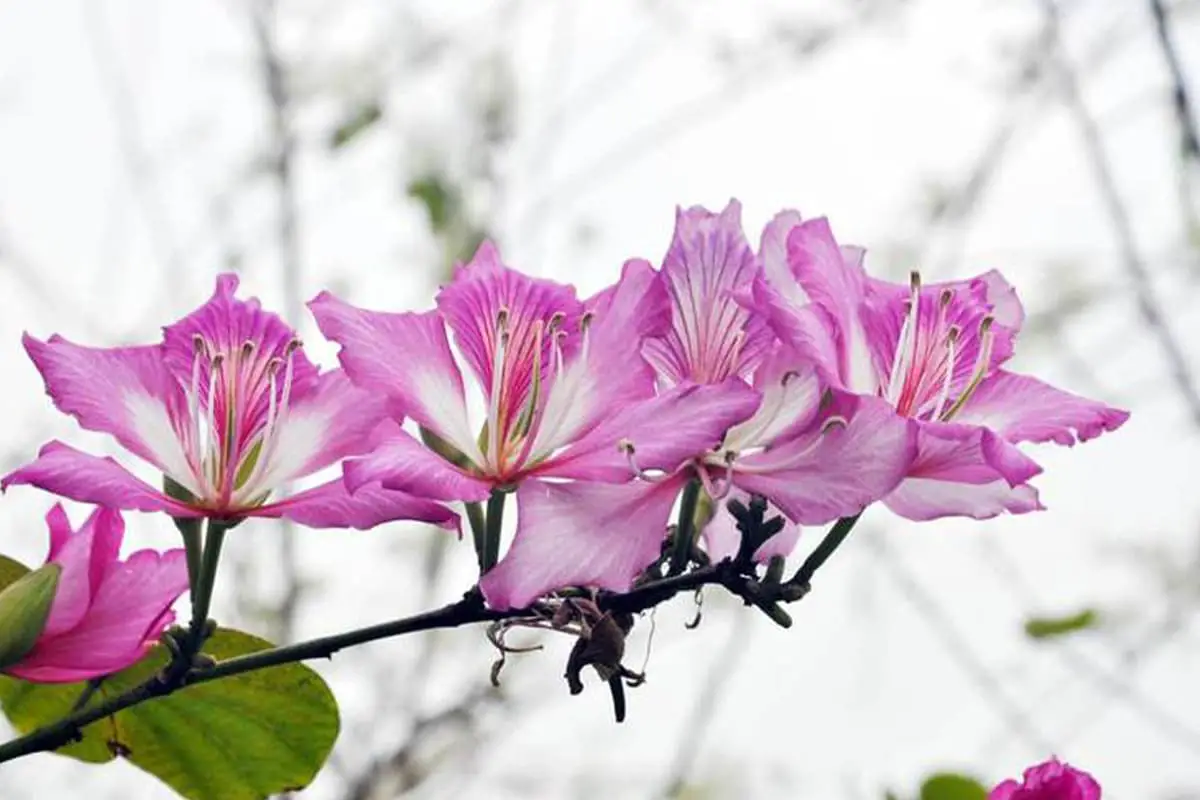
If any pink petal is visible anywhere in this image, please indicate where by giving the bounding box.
[161,273,319,403]
[40,507,112,638]
[702,489,801,563]
[246,369,393,493]
[2,441,192,516]
[642,200,774,385]
[309,292,482,465]
[953,370,1130,446]
[880,421,1045,521]
[22,334,194,480]
[885,478,1044,521]
[479,477,684,609]
[435,241,583,438]
[784,218,878,392]
[750,274,844,387]
[734,393,917,525]
[758,210,806,307]
[524,259,665,462]
[906,421,1043,487]
[256,478,460,531]
[543,380,761,482]
[723,350,824,451]
[10,548,188,683]
[987,780,1019,800]
[342,429,492,502]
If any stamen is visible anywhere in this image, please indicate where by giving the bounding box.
[820,415,848,435]
[240,340,256,358]
[886,274,923,402]
[579,310,595,332]
[192,334,208,357]
[940,315,995,421]
[735,414,847,475]
[486,329,509,470]
[619,439,666,483]
[495,307,510,332]
[547,311,565,334]
[700,451,737,502]
[931,325,960,420]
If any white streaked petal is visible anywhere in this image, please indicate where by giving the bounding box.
[125,391,201,497]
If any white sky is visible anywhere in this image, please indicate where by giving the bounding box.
[1,0,1198,798]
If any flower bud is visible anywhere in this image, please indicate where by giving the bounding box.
[0,563,61,671]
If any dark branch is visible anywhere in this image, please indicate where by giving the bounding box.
[0,506,863,765]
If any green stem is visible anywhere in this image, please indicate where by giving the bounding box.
[177,520,203,595]
[188,521,229,640]
[482,490,506,573]
[789,512,863,588]
[465,501,487,572]
[667,480,702,576]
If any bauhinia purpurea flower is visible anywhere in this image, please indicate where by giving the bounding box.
[2,274,458,530]
[753,211,1129,520]
[0,504,187,683]
[311,241,760,608]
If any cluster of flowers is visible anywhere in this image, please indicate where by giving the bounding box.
[0,201,1123,793]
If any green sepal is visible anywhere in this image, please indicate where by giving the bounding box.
[0,562,61,671]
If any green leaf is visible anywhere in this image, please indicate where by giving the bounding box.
[0,628,339,799]
[406,173,458,234]
[1024,608,1100,641]
[328,101,383,150]
[919,773,989,800]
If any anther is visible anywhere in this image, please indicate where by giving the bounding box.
[819,415,848,435]
[240,340,256,358]
[547,311,565,333]
[192,334,208,357]
[618,439,664,483]
[579,311,595,332]
[909,270,922,291]
[495,307,510,332]
[939,287,954,307]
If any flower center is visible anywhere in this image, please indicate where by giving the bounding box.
[186,333,301,507]
[479,308,582,479]
[883,271,994,422]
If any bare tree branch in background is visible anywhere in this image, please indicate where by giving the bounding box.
[869,535,1054,752]
[1148,0,1200,162]
[657,614,753,799]
[251,0,305,646]
[1039,0,1200,426]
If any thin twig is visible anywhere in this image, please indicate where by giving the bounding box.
[0,510,864,765]
[1039,0,1200,426]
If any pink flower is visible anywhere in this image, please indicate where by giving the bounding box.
[3,504,188,683]
[649,202,915,549]
[480,202,916,602]
[311,242,760,608]
[990,758,1101,800]
[2,274,457,530]
[755,213,1129,521]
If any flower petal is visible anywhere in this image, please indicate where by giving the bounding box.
[161,272,319,402]
[884,477,1043,522]
[9,548,187,683]
[479,478,684,609]
[734,393,916,525]
[784,218,877,392]
[2,441,190,516]
[758,209,805,307]
[22,334,194,485]
[643,200,774,384]
[435,241,583,438]
[525,259,665,462]
[310,292,482,464]
[342,429,492,502]
[256,478,459,531]
[880,420,1045,521]
[239,369,393,500]
[702,489,801,563]
[953,370,1130,446]
[543,380,761,482]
